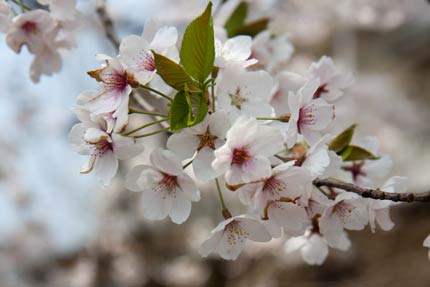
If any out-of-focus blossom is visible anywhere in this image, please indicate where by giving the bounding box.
[0,0,11,33]
[307,56,354,102]
[215,35,257,68]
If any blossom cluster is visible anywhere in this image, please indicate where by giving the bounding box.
[0,0,78,82]
[68,2,429,264]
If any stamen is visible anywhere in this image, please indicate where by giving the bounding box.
[231,146,250,167]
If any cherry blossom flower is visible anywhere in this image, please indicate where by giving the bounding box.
[199,215,271,260]
[126,148,200,224]
[216,67,275,121]
[341,155,393,188]
[83,56,131,126]
[286,79,335,148]
[319,192,368,247]
[167,112,230,182]
[285,213,351,265]
[252,31,294,72]
[307,56,354,102]
[119,19,178,85]
[423,235,430,261]
[69,109,142,185]
[0,0,11,33]
[367,176,408,232]
[236,162,312,237]
[6,10,56,54]
[212,116,285,185]
[214,35,257,68]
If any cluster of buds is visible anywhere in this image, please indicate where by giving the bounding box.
[0,0,78,82]
[68,1,429,264]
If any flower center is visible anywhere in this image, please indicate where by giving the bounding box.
[139,51,156,72]
[197,129,217,151]
[298,105,317,131]
[154,173,178,197]
[225,221,249,246]
[313,83,329,99]
[229,87,247,110]
[21,21,38,34]
[104,72,128,92]
[231,146,250,167]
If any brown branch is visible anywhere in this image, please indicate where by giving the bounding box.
[313,178,430,203]
[96,0,120,51]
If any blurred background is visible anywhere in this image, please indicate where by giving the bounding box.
[0,0,429,286]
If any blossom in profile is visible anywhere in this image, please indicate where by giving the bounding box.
[119,19,179,85]
[69,109,142,185]
[287,79,335,148]
[307,56,354,102]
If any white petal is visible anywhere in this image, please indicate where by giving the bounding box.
[150,148,183,175]
[301,234,329,265]
[238,217,272,242]
[150,26,178,52]
[199,230,224,257]
[112,133,143,160]
[177,174,200,202]
[94,150,118,185]
[193,147,218,182]
[169,192,191,224]
[142,189,171,221]
[166,132,199,160]
[248,125,285,157]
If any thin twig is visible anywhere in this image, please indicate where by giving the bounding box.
[313,178,430,203]
[96,0,120,51]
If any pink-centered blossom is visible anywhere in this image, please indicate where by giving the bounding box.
[212,116,285,185]
[286,79,335,148]
[126,149,200,224]
[307,56,354,102]
[0,0,11,33]
[119,19,179,85]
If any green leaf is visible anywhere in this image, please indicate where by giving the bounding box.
[234,18,269,37]
[341,145,379,161]
[188,89,208,125]
[152,51,196,91]
[169,89,208,131]
[180,2,215,83]
[169,91,191,131]
[224,2,248,37]
[329,124,357,153]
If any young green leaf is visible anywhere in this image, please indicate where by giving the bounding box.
[341,145,379,161]
[180,2,215,83]
[224,2,248,37]
[169,91,191,131]
[188,89,208,125]
[152,51,196,91]
[328,124,357,153]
